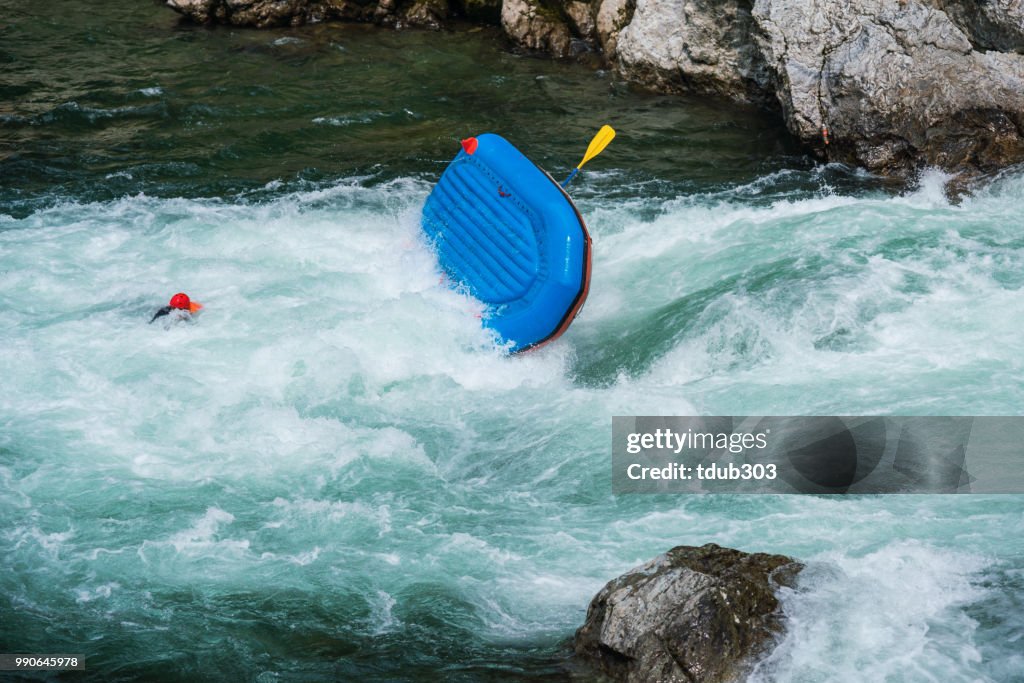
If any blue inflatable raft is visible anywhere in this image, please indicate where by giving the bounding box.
[421,133,592,353]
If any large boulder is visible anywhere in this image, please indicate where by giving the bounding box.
[594,0,635,57]
[751,0,1024,175]
[938,0,1024,54]
[597,0,1024,176]
[500,0,574,57]
[613,0,772,103]
[574,543,802,683]
[402,0,451,28]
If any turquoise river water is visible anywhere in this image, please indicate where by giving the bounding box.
[1,2,1022,681]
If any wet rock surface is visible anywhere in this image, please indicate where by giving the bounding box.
[938,0,1024,54]
[750,0,1024,176]
[573,543,802,683]
[500,0,573,57]
[614,0,771,104]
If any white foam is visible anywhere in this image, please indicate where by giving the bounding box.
[576,167,1024,412]
[312,114,380,127]
[75,581,120,603]
[368,590,399,634]
[751,542,991,683]
[1,172,1022,673]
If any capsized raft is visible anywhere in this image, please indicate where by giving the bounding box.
[421,133,591,353]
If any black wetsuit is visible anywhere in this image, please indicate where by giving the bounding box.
[149,306,173,324]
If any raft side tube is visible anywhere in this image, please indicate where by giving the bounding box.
[422,133,591,353]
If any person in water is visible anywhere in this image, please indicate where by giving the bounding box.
[150,292,203,327]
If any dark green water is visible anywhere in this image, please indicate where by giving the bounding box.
[2,0,862,215]
[2,2,1023,682]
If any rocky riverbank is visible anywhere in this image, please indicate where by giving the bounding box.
[165,0,1024,179]
[573,543,802,683]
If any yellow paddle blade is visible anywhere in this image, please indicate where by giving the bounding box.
[577,125,616,169]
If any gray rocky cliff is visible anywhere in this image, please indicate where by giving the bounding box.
[614,0,771,104]
[501,0,573,57]
[597,0,1024,175]
[750,0,1024,174]
[573,543,802,683]
[937,0,1024,53]
[165,0,1024,178]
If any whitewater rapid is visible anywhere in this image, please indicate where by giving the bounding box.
[2,169,1023,681]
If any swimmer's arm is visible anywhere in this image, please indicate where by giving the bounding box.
[149,306,172,324]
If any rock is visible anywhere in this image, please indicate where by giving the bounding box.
[164,0,309,27]
[165,0,308,26]
[165,0,213,23]
[574,543,802,683]
[614,0,772,103]
[500,0,573,57]
[326,0,381,23]
[600,0,1024,176]
[751,0,1024,174]
[564,0,596,41]
[452,0,503,24]
[594,0,635,58]
[938,0,1024,53]
[403,0,450,28]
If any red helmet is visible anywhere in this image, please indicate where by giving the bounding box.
[169,292,191,310]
